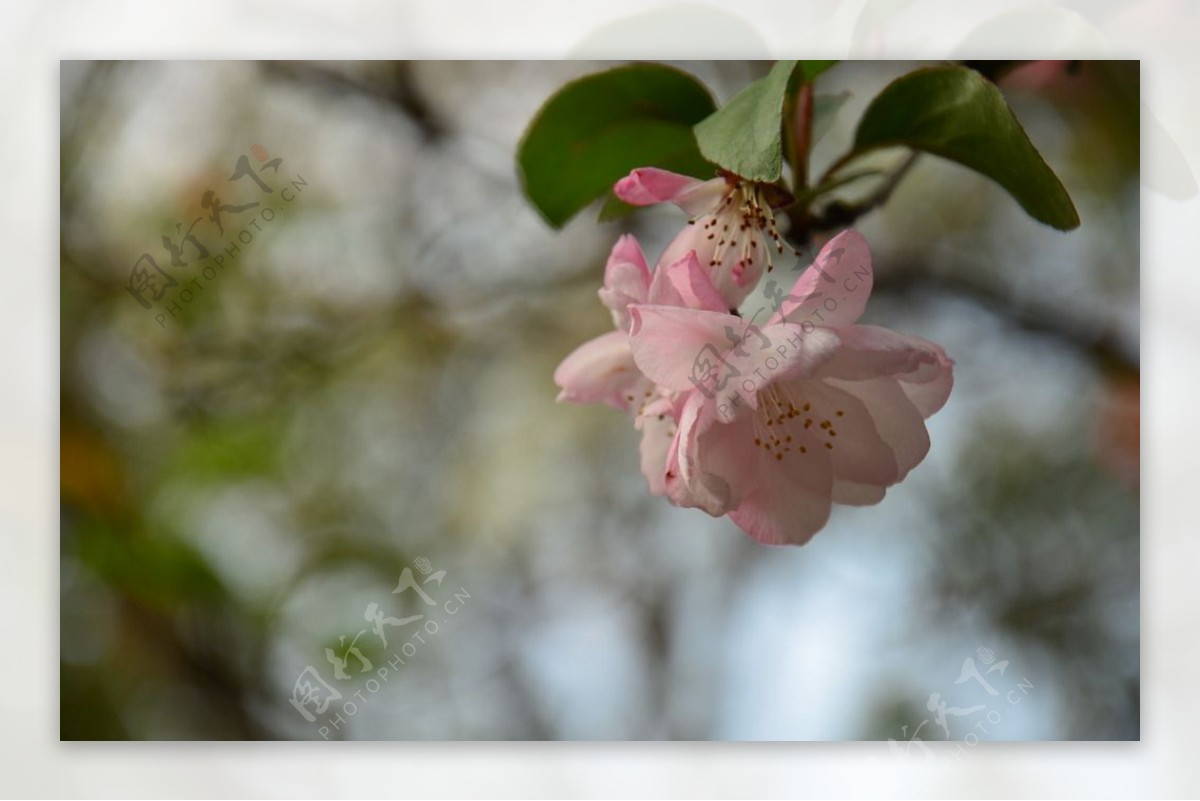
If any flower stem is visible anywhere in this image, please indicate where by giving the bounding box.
[792,82,814,195]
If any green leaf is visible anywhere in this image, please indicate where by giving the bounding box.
[796,60,838,84]
[851,65,1080,230]
[811,91,851,146]
[694,60,797,182]
[693,60,838,183]
[784,61,840,98]
[517,63,718,228]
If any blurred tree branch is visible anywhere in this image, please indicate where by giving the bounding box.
[790,152,922,240]
[873,267,1138,375]
[261,61,445,140]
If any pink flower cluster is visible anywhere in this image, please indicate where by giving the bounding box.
[555,168,954,546]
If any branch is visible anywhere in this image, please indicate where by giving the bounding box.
[260,61,445,141]
[791,82,814,194]
[786,152,921,246]
[873,267,1138,374]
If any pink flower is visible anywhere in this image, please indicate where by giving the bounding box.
[554,236,728,500]
[614,168,786,310]
[627,230,954,546]
[554,234,725,412]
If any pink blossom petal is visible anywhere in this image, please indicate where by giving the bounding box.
[725,428,835,546]
[553,330,650,412]
[648,250,729,312]
[893,337,955,418]
[627,304,741,393]
[776,229,874,326]
[832,480,887,506]
[659,225,761,311]
[815,325,940,381]
[614,168,726,216]
[671,392,742,515]
[607,233,650,280]
[791,379,901,487]
[598,234,652,331]
[824,376,930,480]
[651,392,721,512]
[719,324,841,419]
[638,408,678,498]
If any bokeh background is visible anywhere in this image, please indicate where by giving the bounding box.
[59,60,1139,741]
